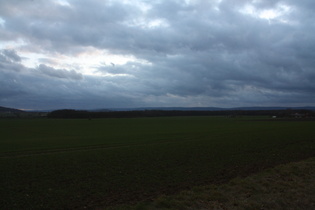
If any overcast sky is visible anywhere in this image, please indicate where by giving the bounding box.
[0,0,315,110]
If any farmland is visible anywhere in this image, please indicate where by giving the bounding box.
[1,116,315,209]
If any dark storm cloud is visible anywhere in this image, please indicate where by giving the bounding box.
[0,64,139,110]
[0,71,26,98]
[2,49,21,62]
[0,0,315,109]
[0,50,26,72]
[37,64,83,80]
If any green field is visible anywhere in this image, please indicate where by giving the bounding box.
[1,117,315,209]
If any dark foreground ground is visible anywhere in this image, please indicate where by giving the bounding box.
[110,157,315,209]
[1,117,315,209]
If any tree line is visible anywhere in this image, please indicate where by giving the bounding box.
[47,109,315,119]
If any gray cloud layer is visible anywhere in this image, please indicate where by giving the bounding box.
[0,0,315,109]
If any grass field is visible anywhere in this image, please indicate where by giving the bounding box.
[113,157,315,209]
[1,116,315,209]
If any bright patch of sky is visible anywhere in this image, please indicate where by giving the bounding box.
[0,39,27,55]
[18,47,150,76]
[125,18,169,29]
[54,0,71,7]
[0,17,5,27]
[214,0,223,11]
[112,0,152,13]
[240,3,293,23]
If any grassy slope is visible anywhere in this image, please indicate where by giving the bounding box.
[119,157,315,210]
[0,117,315,209]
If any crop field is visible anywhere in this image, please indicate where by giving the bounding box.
[1,116,315,209]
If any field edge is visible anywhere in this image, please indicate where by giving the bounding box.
[107,157,315,210]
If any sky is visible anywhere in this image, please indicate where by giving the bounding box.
[0,0,315,110]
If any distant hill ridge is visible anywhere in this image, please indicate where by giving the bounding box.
[104,106,315,112]
[1,105,315,113]
[0,106,24,113]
